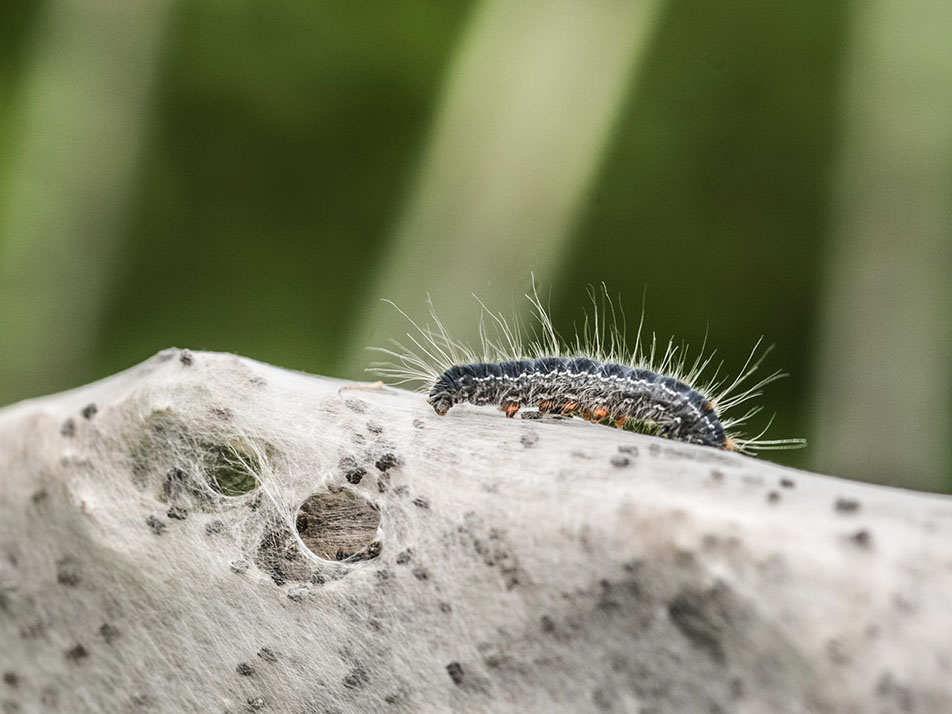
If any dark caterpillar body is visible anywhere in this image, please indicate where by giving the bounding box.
[428,357,731,450]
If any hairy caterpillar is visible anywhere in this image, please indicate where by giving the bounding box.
[371,286,804,455]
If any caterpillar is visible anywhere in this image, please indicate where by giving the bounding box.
[371,285,804,455]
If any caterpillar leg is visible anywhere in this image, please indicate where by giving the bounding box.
[503,403,521,418]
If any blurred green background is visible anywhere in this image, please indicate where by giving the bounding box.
[1,0,950,491]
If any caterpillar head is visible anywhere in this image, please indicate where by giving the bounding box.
[427,391,453,416]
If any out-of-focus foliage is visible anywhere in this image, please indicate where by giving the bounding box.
[1,0,950,492]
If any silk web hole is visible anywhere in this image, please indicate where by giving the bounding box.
[206,443,261,496]
[296,489,381,561]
